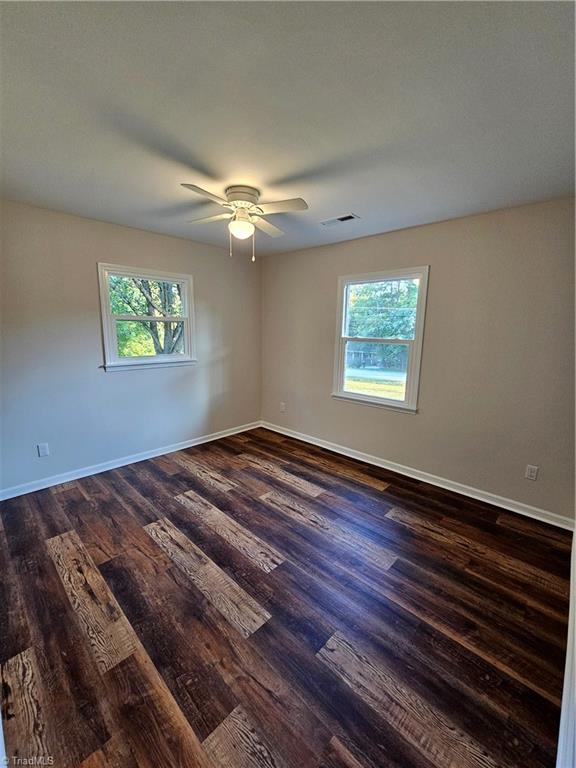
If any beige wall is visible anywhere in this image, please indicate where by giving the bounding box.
[261,199,575,521]
[1,199,573,522]
[0,201,261,491]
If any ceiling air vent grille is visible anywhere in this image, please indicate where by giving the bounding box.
[320,213,361,228]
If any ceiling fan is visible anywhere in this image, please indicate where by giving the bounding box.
[181,183,308,241]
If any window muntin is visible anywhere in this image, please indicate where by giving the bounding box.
[98,264,196,370]
[333,268,428,410]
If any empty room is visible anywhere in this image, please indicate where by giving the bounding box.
[0,2,574,767]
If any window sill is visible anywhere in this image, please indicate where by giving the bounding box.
[102,359,198,372]
[331,391,418,413]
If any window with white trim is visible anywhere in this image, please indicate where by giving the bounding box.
[333,267,429,410]
[98,263,196,371]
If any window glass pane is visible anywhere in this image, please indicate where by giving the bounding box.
[109,275,184,317]
[116,321,185,357]
[345,278,419,339]
[343,341,408,401]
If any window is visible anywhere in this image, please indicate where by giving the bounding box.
[98,263,196,371]
[333,267,429,411]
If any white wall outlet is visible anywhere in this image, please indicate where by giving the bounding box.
[525,464,539,481]
[279,401,286,413]
[37,442,50,457]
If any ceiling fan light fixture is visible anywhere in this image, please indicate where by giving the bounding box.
[182,184,308,250]
[228,219,254,240]
[228,211,255,240]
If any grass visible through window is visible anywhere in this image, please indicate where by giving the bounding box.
[344,376,406,400]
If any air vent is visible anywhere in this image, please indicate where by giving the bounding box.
[320,213,361,228]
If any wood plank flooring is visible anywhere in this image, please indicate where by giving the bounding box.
[0,427,572,767]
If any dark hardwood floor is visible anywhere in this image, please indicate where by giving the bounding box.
[0,427,572,767]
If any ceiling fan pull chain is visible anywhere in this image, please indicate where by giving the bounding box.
[252,231,256,262]
[229,229,233,258]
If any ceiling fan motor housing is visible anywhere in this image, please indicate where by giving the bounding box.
[225,185,261,208]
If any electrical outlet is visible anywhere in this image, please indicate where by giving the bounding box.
[525,464,539,481]
[279,401,286,413]
[37,443,50,458]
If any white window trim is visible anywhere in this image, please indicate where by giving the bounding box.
[332,266,429,412]
[97,262,197,372]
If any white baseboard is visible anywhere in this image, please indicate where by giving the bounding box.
[557,541,576,767]
[3,418,572,532]
[0,421,261,501]
[260,421,575,531]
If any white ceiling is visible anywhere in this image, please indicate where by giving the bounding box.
[1,2,574,255]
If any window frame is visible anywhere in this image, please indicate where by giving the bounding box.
[332,266,429,412]
[98,262,197,372]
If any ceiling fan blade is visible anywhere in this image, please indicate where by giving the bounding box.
[257,198,308,215]
[181,183,227,205]
[254,217,284,238]
[187,212,232,224]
